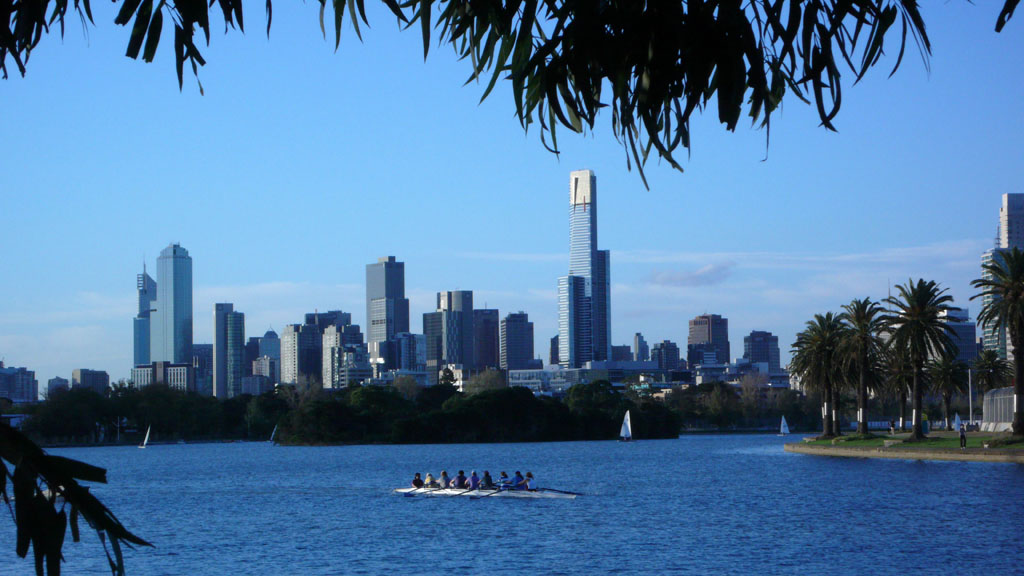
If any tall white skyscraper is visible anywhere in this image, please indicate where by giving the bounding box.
[558,170,611,368]
[982,193,1024,360]
[150,243,193,364]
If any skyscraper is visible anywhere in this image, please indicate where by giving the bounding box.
[982,193,1024,360]
[688,314,730,366]
[940,307,978,366]
[214,304,245,399]
[558,170,611,368]
[651,340,681,371]
[500,312,535,371]
[150,243,193,364]
[133,263,157,367]
[366,256,410,366]
[743,330,781,373]
[633,332,649,362]
[280,312,350,386]
[474,308,500,370]
[423,291,474,385]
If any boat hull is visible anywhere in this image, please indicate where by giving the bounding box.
[394,488,576,499]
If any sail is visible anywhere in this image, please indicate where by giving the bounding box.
[953,413,962,431]
[142,425,151,447]
[620,411,632,439]
[780,416,790,435]
[269,424,279,443]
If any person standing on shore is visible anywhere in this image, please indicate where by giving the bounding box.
[960,423,967,449]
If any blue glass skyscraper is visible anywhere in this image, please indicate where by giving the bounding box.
[133,263,157,367]
[150,243,193,365]
[558,170,611,368]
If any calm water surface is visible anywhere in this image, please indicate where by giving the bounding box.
[3,435,1023,574]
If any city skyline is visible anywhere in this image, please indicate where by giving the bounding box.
[0,3,1021,386]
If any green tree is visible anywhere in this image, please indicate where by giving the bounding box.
[463,369,507,395]
[791,312,844,438]
[879,344,913,431]
[972,247,1024,437]
[839,297,886,435]
[439,367,456,387]
[392,375,419,400]
[2,1,1018,184]
[883,278,956,441]
[927,356,968,431]
[972,349,1012,399]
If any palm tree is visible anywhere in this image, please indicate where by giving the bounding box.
[883,279,956,441]
[972,349,1012,400]
[791,312,844,438]
[880,345,913,431]
[972,247,1024,437]
[927,356,968,430]
[839,297,886,435]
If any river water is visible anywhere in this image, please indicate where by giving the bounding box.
[2,435,1023,574]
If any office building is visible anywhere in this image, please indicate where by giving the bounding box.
[0,362,37,403]
[149,243,193,364]
[688,314,730,366]
[981,194,1024,360]
[133,263,157,367]
[651,341,681,371]
[423,291,473,385]
[253,355,278,382]
[474,308,500,370]
[633,333,649,362]
[611,345,632,362]
[72,369,110,395]
[322,324,365,387]
[743,331,781,373]
[558,170,612,368]
[130,362,194,391]
[366,256,410,366]
[394,332,426,371]
[47,376,69,397]
[500,312,535,371]
[940,307,978,365]
[550,335,559,366]
[192,344,213,396]
[214,303,246,399]
[281,311,351,386]
[258,329,281,383]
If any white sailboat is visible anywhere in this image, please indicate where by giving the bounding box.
[138,425,151,449]
[778,416,790,436]
[269,424,279,444]
[619,410,632,442]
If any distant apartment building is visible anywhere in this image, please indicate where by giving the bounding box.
[743,330,781,373]
[47,376,69,397]
[281,311,351,386]
[940,307,978,365]
[323,324,366,388]
[0,362,38,403]
[633,332,649,362]
[611,345,633,362]
[981,193,1024,361]
[192,344,213,396]
[130,361,194,392]
[651,341,681,371]
[550,335,559,366]
[394,332,426,371]
[474,309,500,370]
[72,369,110,395]
[500,312,536,371]
[213,303,245,399]
[688,314,730,366]
[424,291,474,385]
[252,355,278,382]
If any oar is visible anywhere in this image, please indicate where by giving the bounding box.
[538,488,582,496]
[470,487,503,500]
[404,486,444,498]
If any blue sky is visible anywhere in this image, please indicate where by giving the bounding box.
[1,2,1021,387]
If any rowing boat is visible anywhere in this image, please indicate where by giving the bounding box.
[394,487,576,499]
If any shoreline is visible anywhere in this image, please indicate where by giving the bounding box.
[784,441,1024,464]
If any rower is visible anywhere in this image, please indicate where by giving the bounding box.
[524,472,536,491]
[424,473,439,488]
[453,470,468,489]
[512,471,526,490]
[467,471,480,490]
[411,473,424,488]
[480,471,495,489]
[439,471,451,489]
[498,471,511,489]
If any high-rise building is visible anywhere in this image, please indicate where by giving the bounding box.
[47,376,69,397]
[611,345,633,362]
[558,170,612,368]
[743,330,781,373]
[500,312,535,371]
[474,309,500,370]
[149,243,193,364]
[550,335,559,366]
[394,332,426,371]
[281,312,350,386]
[0,363,38,403]
[423,291,474,385]
[244,337,261,377]
[651,341,681,371]
[72,369,110,395]
[366,256,410,366]
[192,343,213,396]
[633,332,649,362]
[133,263,157,367]
[688,314,730,366]
[259,329,281,383]
[213,304,246,399]
[940,307,978,366]
[322,324,365,388]
[981,194,1024,360]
